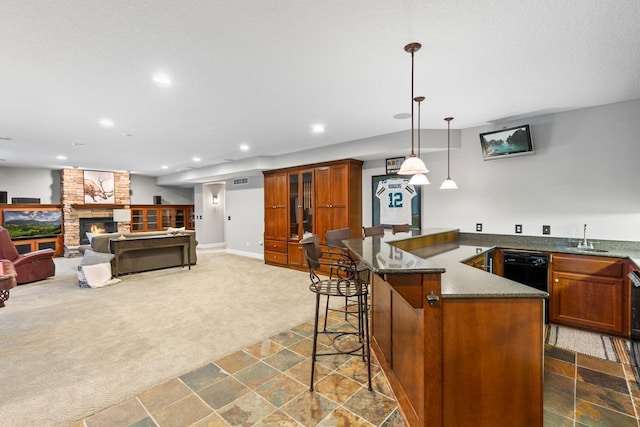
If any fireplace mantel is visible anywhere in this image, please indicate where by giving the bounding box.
[70,204,127,209]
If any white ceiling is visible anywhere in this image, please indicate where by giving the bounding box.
[1,0,639,181]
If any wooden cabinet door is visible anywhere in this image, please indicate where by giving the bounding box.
[550,254,628,336]
[263,172,288,241]
[315,164,349,241]
[551,272,626,334]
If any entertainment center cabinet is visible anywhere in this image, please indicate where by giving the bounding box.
[0,204,65,256]
[263,158,362,270]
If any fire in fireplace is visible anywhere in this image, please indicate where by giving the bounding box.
[79,217,118,245]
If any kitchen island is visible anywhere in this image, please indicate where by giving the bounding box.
[344,228,548,427]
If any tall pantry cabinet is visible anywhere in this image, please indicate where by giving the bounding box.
[263,159,363,270]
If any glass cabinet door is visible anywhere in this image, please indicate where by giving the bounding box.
[174,208,185,228]
[288,171,313,241]
[289,173,299,239]
[146,209,158,230]
[131,209,144,231]
[301,171,313,237]
[161,209,172,229]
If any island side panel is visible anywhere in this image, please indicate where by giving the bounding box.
[371,272,443,427]
[442,298,544,427]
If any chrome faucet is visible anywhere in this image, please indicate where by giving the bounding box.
[577,224,593,249]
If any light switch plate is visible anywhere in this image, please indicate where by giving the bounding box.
[515,224,522,234]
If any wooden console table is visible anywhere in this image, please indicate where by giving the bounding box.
[109,234,191,277]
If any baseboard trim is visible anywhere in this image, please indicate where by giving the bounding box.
[226,248,263,260]
[197,243,226,249]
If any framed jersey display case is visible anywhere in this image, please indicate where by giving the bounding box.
[372,174,421,229]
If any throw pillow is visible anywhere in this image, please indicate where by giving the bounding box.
[80,249,115,266]
[167,226,186,234]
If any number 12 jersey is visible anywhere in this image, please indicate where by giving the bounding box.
[375,178,416,225]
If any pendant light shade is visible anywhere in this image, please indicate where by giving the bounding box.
[409,172,430,185]
[398,42,429,176]
[406,96,430,184]
[398,155,428,175]
[440,116,458,190]
[440,178,457,189]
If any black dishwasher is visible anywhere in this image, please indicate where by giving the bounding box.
[503,251,550,323]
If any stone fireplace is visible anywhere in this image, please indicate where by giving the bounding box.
[60,169,131,255]
[79,217,118,245]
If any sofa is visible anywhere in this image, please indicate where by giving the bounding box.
[83,230,197,275]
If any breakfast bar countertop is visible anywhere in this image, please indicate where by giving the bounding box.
[344,228,549,300]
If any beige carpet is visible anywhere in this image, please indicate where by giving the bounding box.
[0,248,320,427]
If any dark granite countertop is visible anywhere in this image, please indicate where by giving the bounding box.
[344,228,640,300]
[457,232,640,267]
[344,228,548,299]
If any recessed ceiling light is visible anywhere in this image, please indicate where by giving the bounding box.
[239,144,249,152]
[56,155,67,160]
[161,165,169,169]
[121,133,133,137]
[72,142,86,147]
[152,73,172,87]
[311,124,325,133]
[99,118,114,128]
[192,157,201,162]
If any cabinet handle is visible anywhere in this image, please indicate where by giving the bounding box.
[554,279,560,283]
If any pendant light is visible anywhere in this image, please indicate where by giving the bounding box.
[409,96,430,185]
[398,42,429,175]
[440,117,458,189]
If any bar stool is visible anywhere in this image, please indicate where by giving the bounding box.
[300,235,372,392]
[362,224,385,237]
[325,228,370,329]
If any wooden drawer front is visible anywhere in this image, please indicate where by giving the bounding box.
[265,250,288,265]
[553,255,625,278]
[264,240,287,253]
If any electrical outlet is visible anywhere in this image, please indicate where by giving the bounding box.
[476,223,483,232]
[542,225,551,235]
[515,224,522,234]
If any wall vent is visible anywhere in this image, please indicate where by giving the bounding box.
[233,177,249,185]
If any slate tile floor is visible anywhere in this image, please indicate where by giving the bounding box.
[544,343,640,426]
[69,315,640,427]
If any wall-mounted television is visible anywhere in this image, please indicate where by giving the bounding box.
[2,210,62,239]
[479,124,534,160]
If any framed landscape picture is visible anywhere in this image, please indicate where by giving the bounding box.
[372,174,421,228]
[83,170,115,204]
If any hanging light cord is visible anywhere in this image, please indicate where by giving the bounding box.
[447,119,451,178]
[414,96,425,158]
[410,49,415,156]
